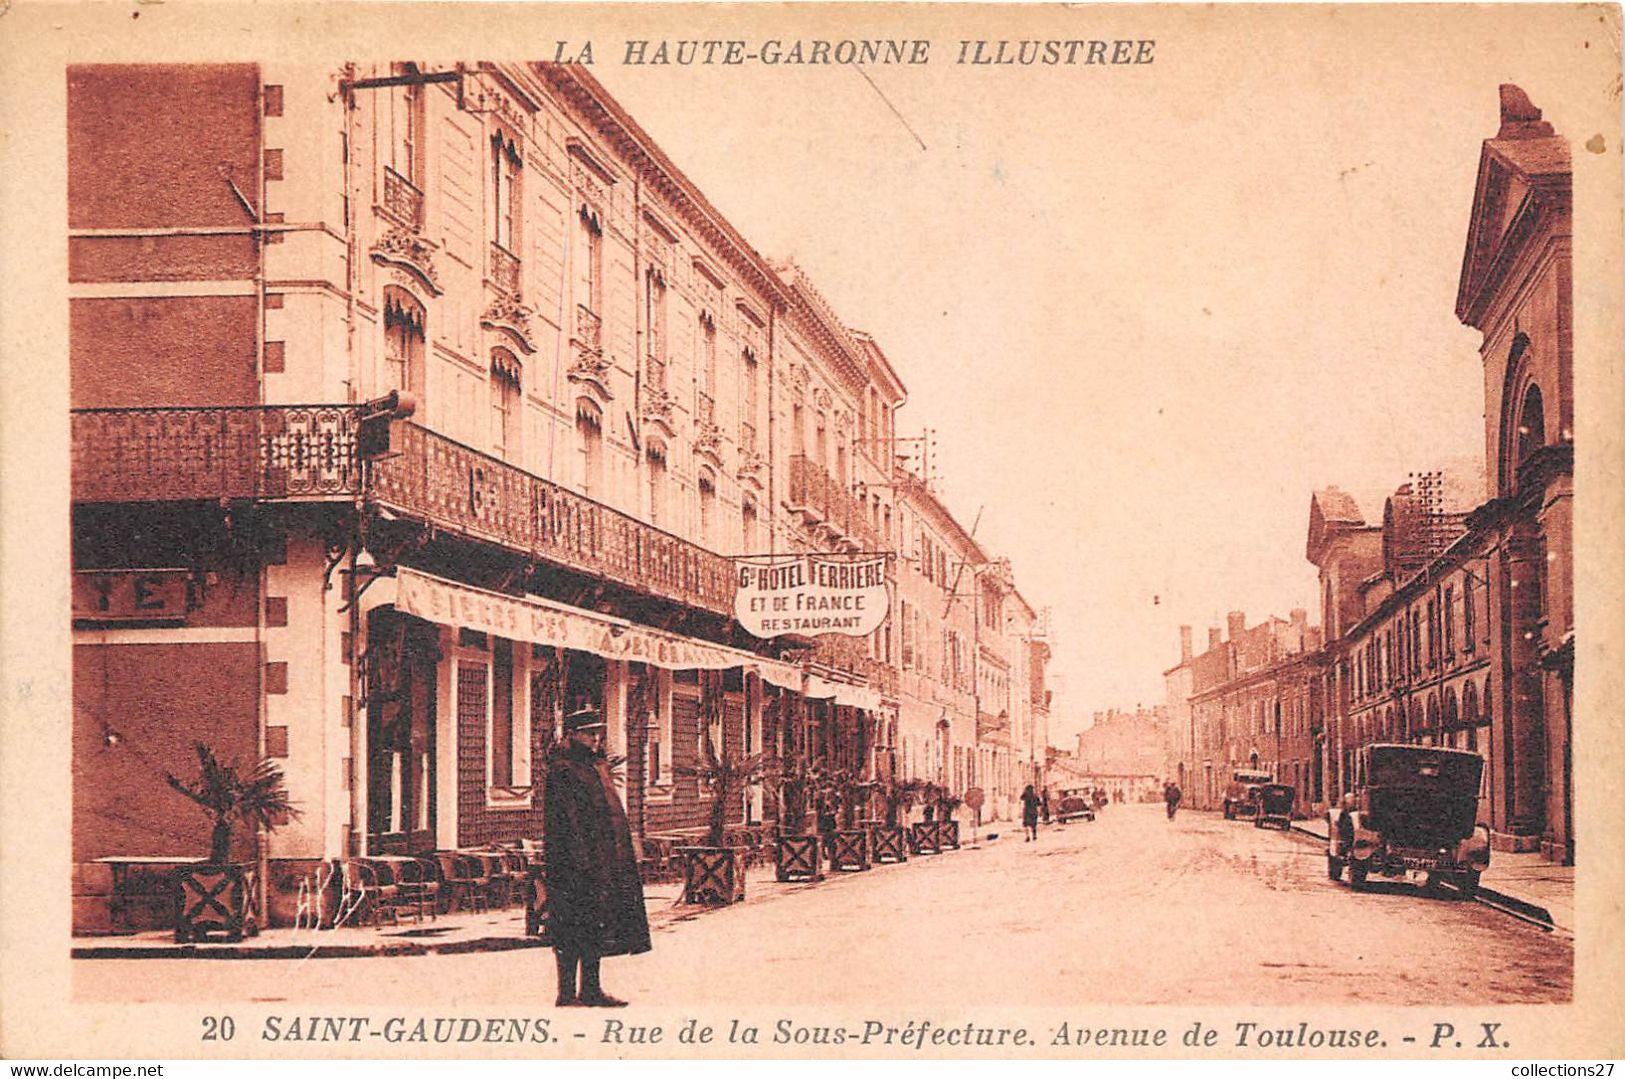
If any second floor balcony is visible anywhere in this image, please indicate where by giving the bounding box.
[787,455,881,552]
[71,405,737,617]
[71,404,363,502]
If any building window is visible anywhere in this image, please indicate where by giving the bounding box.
[491,131,522,252]
[1464,577,1476,652]
[697,312,717,426]
[1426,598,1439,669]
[1516,383,1546,466]
[1443,585,1456,660]
[383,287,426,404]
[384,67,424,225]
[698,469,716,548]
[645,269,668,392]
[576,400,603,497]
[576,207,602,316]
[741,496,757,554]
[646,669,673,788]
[490,348,521,462]
[901,599,914,669]
[815,412,827,469]
[740,347,759,454]
[836,433,847,487]
[647,443,667,526]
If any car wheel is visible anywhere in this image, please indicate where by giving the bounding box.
[1458,870,1481,899]
[1327,855,1343,881]
[1350,864,1368,889]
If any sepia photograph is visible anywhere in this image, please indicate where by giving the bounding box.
[1,0,1622,1063]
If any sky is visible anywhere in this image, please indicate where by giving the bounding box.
[579,6,1614,745]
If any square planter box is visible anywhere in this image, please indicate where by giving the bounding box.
[679,847,747,905]
[940,820,961,850]
[911,821,943,855]
[830,829,871,872]
[868,824,909,863]
[174,864,261,943]
[774,834,823,882]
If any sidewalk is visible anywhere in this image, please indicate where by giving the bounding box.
[72,836,995,960]
[1288,818,1573,934]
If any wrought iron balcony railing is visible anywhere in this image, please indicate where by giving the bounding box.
[72,405,363,503]
[369,422,737,616]
[787,455,881,551]
[490,242,521,297]
[381,167,425,231]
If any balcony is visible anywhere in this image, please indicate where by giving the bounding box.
[72,405,363,503]
[381,167,425,232]
[787,455,881,551]
[489,242,521,297]
[369,422,736,616]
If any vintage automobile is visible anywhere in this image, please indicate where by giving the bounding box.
[1054,788,1097,823]
[1221,769,1273,820]
[1327,743,1490,897]
[1252,783,1295,830]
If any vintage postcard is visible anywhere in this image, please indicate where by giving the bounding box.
[1,1,1622,1063]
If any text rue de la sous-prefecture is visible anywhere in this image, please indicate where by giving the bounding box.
[560,39,1156,66]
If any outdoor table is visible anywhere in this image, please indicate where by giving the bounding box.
[93,856,204,933]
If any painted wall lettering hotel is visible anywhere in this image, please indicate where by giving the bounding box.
[68,62,1052,931]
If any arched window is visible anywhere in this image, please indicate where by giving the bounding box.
[575,399,602,497]
[646,442,667,526]
[697,468,716,547]
[741,496,757,554]
[1444,688,1458,729]
[489,348,522,462]
[383,287,426,403]
[1517,384,1546,466]
[1462,680,1479,725]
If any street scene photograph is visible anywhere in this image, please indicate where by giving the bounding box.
[2,0,1622,1063]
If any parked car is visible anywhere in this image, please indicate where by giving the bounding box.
[1221,769,1273,820]
[1054,788,1096,823]
[1327,743,1490,897]
[1252,783,1295,830]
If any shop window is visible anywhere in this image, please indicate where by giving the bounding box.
[645,669,673,789]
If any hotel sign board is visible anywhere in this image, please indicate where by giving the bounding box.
[734,556,890,639]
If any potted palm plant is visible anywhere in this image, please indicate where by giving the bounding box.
[938,789,964,850]
[164,741,299,942]
[828,769,876,872]
[675,731,761,904]
[769,758,823,882]
[912,781,945,855]
[871,776,922,863]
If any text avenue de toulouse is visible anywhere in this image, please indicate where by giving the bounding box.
[546,38,1157,66]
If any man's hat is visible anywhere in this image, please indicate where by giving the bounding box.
[564,706,607,732]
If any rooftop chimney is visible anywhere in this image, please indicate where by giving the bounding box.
[1227,610,1247,642]
[1179,625,1193,662]
[1208,626,1223,650]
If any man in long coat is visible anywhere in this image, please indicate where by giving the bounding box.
[544,707,650,1008]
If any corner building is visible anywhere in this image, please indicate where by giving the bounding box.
[69,62,925,929]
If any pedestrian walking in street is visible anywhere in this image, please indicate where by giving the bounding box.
[1020,784,1042,841]
[1163,780,1182,820]
[543,706,650,1008]
[1040,787,1052,825]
